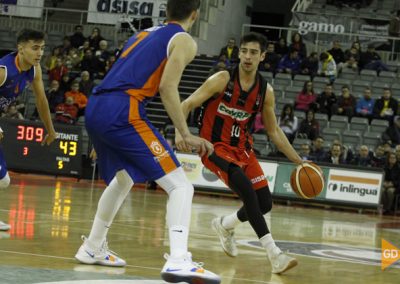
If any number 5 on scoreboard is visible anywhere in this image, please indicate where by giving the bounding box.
[58,161,63,169]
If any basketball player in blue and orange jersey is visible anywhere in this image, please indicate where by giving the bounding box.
[74,0,220,283]
[0,29,57,231]
[177,33,303,274]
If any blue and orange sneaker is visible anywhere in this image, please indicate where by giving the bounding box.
[75,235,126,267]
[161,252,221,284]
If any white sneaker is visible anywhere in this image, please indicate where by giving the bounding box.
[211,217,238,257]
[75,235,126,267]
[161,252,221,284]
[269,252,298,274]
[0,221,10,231]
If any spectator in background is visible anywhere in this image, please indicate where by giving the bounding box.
[259,42,280,73]
[79,71,95,97]
[337,85,356,118]
[388,10,400,60]
[316,83,338,118]
[373,88,398,122]
[46,80,64,113]
[64,48,81,72]
[300,52,319,77]
[70,25,86,49]
[80,49,102,78]
[48,57,68,82]
[208,61,228,77]
[297,109,320,140]
[219,38,239,64]
[351,145,372,167]
[275,37,288,58]
[382,152,400,214]
[371,144,386,167]
[356,87,375,120]
[318,52,337,82]
[59,73,71,95]
[253,112,265,134]
[276,49,302,75]
[289,32,307,58]
[114,40,126,59]
[277,104,298,143]
[328,40,345,67]
[359,44,389,72]
[323,143,345,164]
[64,81,88,116]
[59,36,72,56]
[299,143,312,160]
[55,96,79,125]
[310,136,326,162]
[295,81,317,112]
[105,55,117,74]
[78,40,91,59]
[1,104,23,119]
[44,47,61,72]
[96,40,111,63]
[88,27,105,50]
[382,116,400,145]
[343,45,360,71]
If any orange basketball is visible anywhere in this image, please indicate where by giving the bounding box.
[290,162,324,199]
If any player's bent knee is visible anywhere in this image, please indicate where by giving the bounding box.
[115,170,134,189]
[0,173,10,189]
[157,167,194,197]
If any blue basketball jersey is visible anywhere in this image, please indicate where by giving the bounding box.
[0,52,35,111]
[93,23,186,103]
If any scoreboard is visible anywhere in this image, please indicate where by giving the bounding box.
[0,118,82,176]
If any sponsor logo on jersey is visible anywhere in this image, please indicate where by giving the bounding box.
[217,102,250,121]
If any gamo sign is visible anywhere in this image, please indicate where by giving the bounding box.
[298,21,345,35]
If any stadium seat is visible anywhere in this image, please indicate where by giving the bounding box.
[315,113,329,129]
[276,98,294,113]
[370,119,389,133]
[294,110,306,120]
[340,68,358,80]
[359,69,377,82]
[312,76,330,90]
[259,71,273,82]
[363,131,382,148]
[377,71,396,83]
[274,73,292,86]
[284,86,301,100]
[293,137,311,151]
[293,74,311,87]
[371,81,390,98]
[322,128,341,142]
[342,130,362,148]
[329,115,348,131]
[352,80,370,93]
[349,117,369,133]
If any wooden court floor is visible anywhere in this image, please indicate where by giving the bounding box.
[0,172,399,284]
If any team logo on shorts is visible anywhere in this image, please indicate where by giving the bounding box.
[150,141,163,155]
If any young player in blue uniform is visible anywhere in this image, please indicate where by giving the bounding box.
[74,1,220,283]
[0,29,57,231]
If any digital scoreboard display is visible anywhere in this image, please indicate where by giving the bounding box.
[0,118,82,176]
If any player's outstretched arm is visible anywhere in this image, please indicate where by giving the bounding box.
[159,33,213,156]
[31,64,57,145]
[175,71,229,151]
[262,84,302,164]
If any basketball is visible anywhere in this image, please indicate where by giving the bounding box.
[290,162,324,199]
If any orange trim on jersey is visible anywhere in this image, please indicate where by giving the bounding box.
[120,31,149,58]
[125,58,167,101]
[128,97,177,174]
[15,54,22,73]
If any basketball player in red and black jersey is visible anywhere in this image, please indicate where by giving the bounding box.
[176,33,303,274]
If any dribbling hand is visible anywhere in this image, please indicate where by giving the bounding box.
[41,131,57,146]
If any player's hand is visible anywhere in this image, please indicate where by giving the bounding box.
[41,131,57,146]
[178,133,213,157]
[175,130,192,153]
[90,148,97,160]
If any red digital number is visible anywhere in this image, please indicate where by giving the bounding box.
[23,147,28,156]
[36,127,44,142]
[16,125,44,142]
[26,126,34,141]
[17,125,24,140]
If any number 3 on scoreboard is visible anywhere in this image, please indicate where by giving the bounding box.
[59,141,77,156]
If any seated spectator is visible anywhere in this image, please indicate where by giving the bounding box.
[350,145,372,166]
[322,143,346,164]
[70,25,86,49]
[300,52,319,77]
[1,104,23,119]
[328,40,345,67]
[219,38,239,64]
[373,88,398,122]
[55,96,79,125]
[382,152,400,214]
[316,83,338,117]
[259,42,280,73]
[58,36,72,56]
[356,87,375,120]
[299,143,312,160]
[275,37,288,58]
[310,136,326,162]
[48,57,68,82]
[96,39,111,64]
[318,52,337,82]
[337,85,356,118]
[78,40,91,59]
[80,49,103,78]
[343,45,360,71]
[371,144,386,168]
[64,48,81,72]
[295,81,317,112]
[277,104,298,143]
[208,61,228,77]
[276,49,301,75]
[359,44,389,72]
[64,81,88,115]
[289,32,307,58]
[59,73,71,95]
[382,116,400,145]
[105,55,117,73]
[253,112,265,134]
[44,47,61,72]
[297,109,320,140]
[213,54,231,69]
[46,80,65,112]
[88,27,105,50]
[114,40,127,59]
[79,71,95,97]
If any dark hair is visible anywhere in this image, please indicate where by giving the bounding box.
[302,80,314,94]
[291,32,303,43]
[167,0,200,21]
[319,52,329,61]
[17,29,45,44]
[240,32,267,52]
[280,104,294,121]
[305,109,315,122]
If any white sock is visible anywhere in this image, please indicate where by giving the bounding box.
[88,215,110,247]
[169,225,189,259]
[260,233,282,257]
[221,212,242,230]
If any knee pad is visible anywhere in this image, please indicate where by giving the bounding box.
[156,167,194,197]
[115,170,134,190]
[0,173,10,189]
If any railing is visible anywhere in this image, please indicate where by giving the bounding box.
[242,24,400,62]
